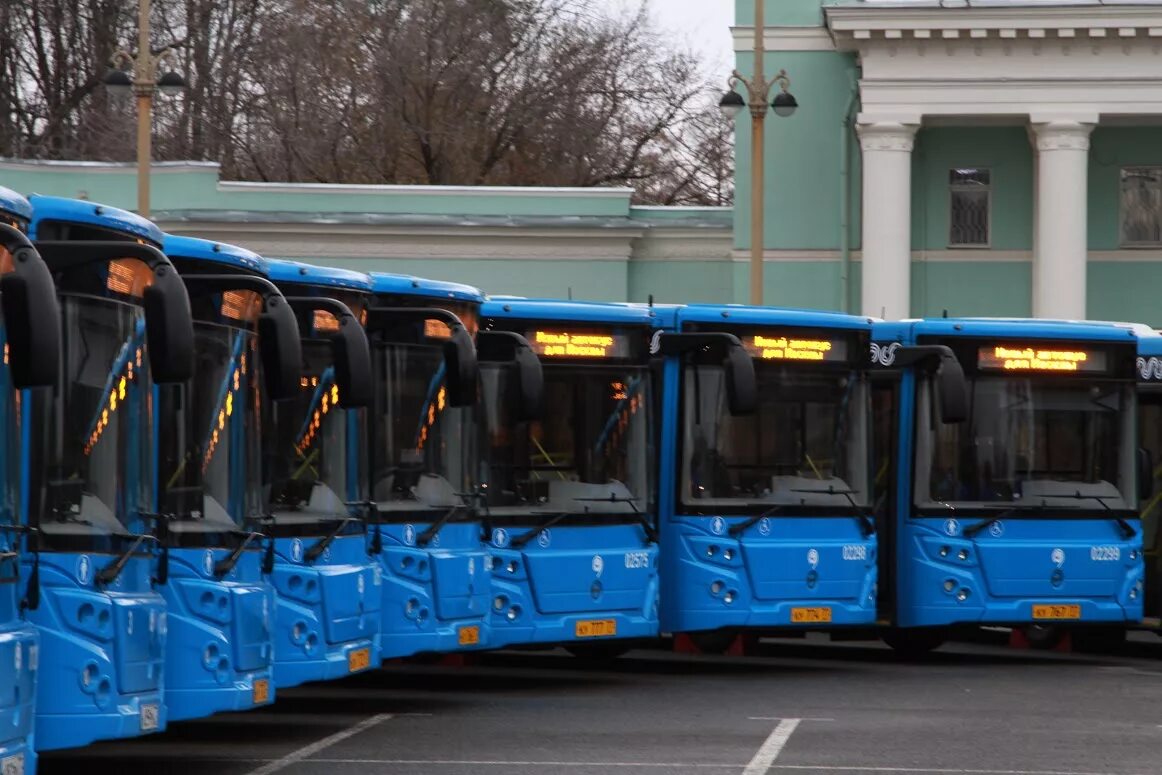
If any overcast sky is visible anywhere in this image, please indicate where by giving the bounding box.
[596,0,735,71]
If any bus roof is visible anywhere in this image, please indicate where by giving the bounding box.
[27,194,164,244]
[369,272,483,303]
[876,317,1143,343]
[0,185,32,223]
[162,234,267,274]
[481,298,656,325]
[677,304,875,330]
[265,259,372,292]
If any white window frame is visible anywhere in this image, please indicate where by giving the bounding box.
[1119,165,1162,249]
[948,166,992,249]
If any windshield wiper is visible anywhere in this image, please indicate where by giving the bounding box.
[1056,491,1137,539]
[304,517,360,562]
[790,486,875,538]
[417,504,468,547]
[96,533,158,585]
[728,504,784,538]
[215,531,267,577]
[511,512,572,548]
[572,495,657,544]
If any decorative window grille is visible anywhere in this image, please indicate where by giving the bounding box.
[1120,167,1162,247]
[949,167,991,247]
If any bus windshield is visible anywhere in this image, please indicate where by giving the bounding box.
[682,364,871,510]
[914,375,1137,512]
[267,338,366,529]
[158,322,263,545]
[371,343,473,516]
[35,294,152,545]
[479,363,650,517]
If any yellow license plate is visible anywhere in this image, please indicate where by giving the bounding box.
[458,625,480,646]
[347,647,372,673]
[575,619,617,638]
[253,678,270,705]
[790,606,833,624]
[1032,604,1081,620]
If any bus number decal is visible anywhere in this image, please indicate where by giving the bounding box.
[624,552,650,569]
[1090,546,1120,562]
[841,545,867,561]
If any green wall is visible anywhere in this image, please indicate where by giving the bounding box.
[628,261,733,304]
[1089,127,1162,251]
[911,127,1034,251]
[736,0,825,26]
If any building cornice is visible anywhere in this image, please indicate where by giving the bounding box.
[731,26,835,52]
[217,180,634,200]
[825,4,1162,45]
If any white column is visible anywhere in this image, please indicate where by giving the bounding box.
[858,122,917,321]
[1030,121,1094,320]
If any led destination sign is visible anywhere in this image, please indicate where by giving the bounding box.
[977,345,1108,373]
[743,335,849,363]
[529,330,630,359]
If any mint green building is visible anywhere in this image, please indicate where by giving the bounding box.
[4,0,1162,323]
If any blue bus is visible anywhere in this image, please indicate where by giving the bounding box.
[264,260,380,686]
[1134,330,1162,639]
[653,305,877,652]
[872,318,1144,654]
[0,186,61,775]
[26,195,194,748]
[478,299,659,654]
[363,274,490,659]
[157,235,302,720]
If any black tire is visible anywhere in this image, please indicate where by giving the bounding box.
[882,627,945,658]
[1023,625,1065,650]
[1070,627,1126,654]
[685,629,738,655]
[566,642,631,662]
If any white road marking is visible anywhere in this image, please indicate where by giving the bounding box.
[241,713,393,775]
[771,767,1143,775]
[748,717,834,722]
[743,718,801,775]
[308,761,738,769]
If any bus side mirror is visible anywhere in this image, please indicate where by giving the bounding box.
[258,295,303,401]
[0,245,60,388]
[331,313,372,409]
[444,324,478,408]
[144,265,195,384]
[1139,447,1155,502]
[724,344,757,416]
[935,353,968,424]
[477,331,543,421]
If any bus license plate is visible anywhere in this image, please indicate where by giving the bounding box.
[1032,604,1081,620]
[791,607,832,624]
[575,619,617,638]
[347,647,371,673]
[1,753,24,775]
[140,703,160,731]
[253,678,271,705]
[458,625,480,646]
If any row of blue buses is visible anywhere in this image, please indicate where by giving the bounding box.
[0,183,1152,773]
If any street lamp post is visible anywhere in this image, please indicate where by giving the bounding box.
[103,0,186,218]
[719,0,798,306]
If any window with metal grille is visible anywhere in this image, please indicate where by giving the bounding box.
[949,168,991,247]
[1120,167,1162,247]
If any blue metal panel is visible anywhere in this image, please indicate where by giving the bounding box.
[27,194,164,245]
[266,259,372,292]
[163,234,267,274]
[0,185,33,226]
[482,299,657,325]
[370,272,483,303]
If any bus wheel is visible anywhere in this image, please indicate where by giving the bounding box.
[1022,625,1064,650]
[566,642,631,662]
[1070,627,1126,654]
[882,627,945,658]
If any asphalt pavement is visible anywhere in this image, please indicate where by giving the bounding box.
[38,634,1162,775]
